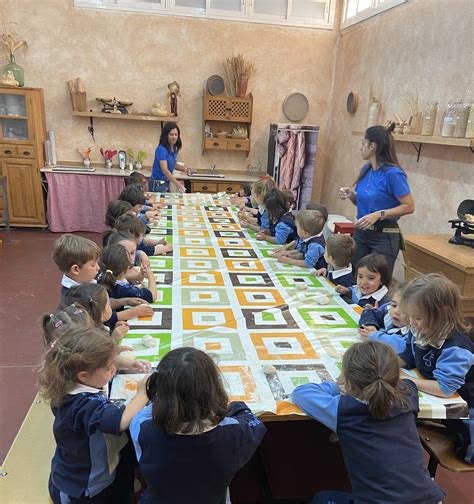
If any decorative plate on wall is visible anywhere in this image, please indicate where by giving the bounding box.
[346,92,359,114]
[283,93,309,122]
[207,75,225,96]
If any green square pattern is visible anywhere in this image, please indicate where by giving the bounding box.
[276,273,323,288]
[291,376,310,387]
[149,257,173,270]
[151,287,172,306]
[297,307,358,329]
[121,332,172,362]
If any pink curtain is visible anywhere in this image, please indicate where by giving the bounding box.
[45,172,125,233]
[278,131,306,193]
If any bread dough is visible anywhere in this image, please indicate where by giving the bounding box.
[295,283,308,291]
[142,334,158,348]
[262,364,277,375]
[315,294,331,305]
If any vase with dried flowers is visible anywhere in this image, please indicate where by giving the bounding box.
[1,22,27,87]
[222,54,256,98]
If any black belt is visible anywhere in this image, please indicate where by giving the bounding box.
[365,220,400,233]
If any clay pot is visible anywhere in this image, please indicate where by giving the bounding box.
[236,78,248,98]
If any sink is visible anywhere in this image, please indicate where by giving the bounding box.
[188,172,225,179]
[52,165,96,172]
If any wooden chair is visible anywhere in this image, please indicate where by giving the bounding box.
[417,421,474,478]
[0,176,11,243]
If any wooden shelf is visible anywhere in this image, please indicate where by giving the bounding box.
[0,114,28,120]
[352,130,474,161]
[72,111,178,122]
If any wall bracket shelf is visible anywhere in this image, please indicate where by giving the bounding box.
[352,131,474,162]
[72,110,178,141]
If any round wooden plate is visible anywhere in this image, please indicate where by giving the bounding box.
[283,93,309,122]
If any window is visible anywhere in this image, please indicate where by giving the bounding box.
[341,0,407,29]
[74,0,335,30]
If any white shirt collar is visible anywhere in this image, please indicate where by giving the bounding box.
[116,279,129,286]
[303,234,318,243]
[61,275,97,288]
[358,284,388,301]
[328,264,353,279]
[68,383,109,398]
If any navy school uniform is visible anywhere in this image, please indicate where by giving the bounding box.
[326,265,355,289]
[257,206,270,230]
[292,380,444,504]
[295,235,325,268]
[348,284,391,308]
[130,401,266,504]
[110,279,153,303]
[138,239,156,257]
[269,212,298,245]
[359,305,409,353]
[48,384,134,503]
[60,275,118,329]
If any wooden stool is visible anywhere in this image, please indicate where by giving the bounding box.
[417,422,474,478]
[333,222,355,235]
[0,176,11,243]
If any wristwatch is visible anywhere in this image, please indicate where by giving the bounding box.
[379,210,386,220]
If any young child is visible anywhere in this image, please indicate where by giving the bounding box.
[64,284,152,374]
[399,274,474,463]
[311,234,355,288]
[336,253,391,308]
[256,188,297,244]
[238,178,275,232]
[358,282,409,353]
[119,184,160,226]
[292,341,444,504]
[280,188,296,211]
[114,214,172,257]
[276,210,326,268]
[105,200,133,228]
[306,201,329,222]
[52,234,101,302]
[42,304,93,346]
[130,347,266,503]
[98,244,158,303]
[38,326,149,504]
[230,182,252,207]
[125,172,165,209]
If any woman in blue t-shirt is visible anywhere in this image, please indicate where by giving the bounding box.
[339,123,415,273]
[150,122,187,193]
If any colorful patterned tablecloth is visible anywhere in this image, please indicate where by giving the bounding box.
[110,193,469,420]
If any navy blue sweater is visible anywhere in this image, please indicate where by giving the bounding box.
[109,281,153,303]
[293,380,443,504]
[50,389,127,499]
[130,401,266,504]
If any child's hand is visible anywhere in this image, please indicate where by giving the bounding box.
[358,325,377,339]
[126,268,145,285]
[127,297,147,306]
[271,245,285,255]
[138,374,152,394]
[240,219,250,228]
[157,237,167,246]
[157,244,173,255]
[311,268,327,277]
[145,210,160,220]
[112,321,129,341]
[335,285,350,295]
[127,359,152,374]
[255,232,266,241]
[118,345,133,352]
[138,251,150,268]
[278,255,291,264]
[131,304,154,318]
[363,300,379,310]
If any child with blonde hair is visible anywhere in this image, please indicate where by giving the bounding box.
[293,341,444,503]
[38,326,149,504]
[399,273,474,462]
[238,177,275,232]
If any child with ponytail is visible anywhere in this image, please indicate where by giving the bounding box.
[38,326,148,504]
[98,244,158,303]
[292,341,444,504]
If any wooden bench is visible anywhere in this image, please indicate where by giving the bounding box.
[0,395,54,503]
[417,422,474,478]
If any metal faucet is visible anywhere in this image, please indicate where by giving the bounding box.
[209,162,216,173]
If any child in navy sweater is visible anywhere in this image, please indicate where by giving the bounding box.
[292,341,444,504]
[276,210,326,268]
[98,244,158,303]
[38,326,148,504]
[336,253,391,308]
[312,234,356,288]
[130,347,266,504]
[238,178,275,232]
[358,282,409,353]
[399,273,474,463]
[256,188,297,245]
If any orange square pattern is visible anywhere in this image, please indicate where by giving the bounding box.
[224,259,265,272]
[210,223,241,231]
[178,229,210,237]
[181,270,224,286]
[250,332,319,360]
[180,247,216,258]
[235,288,285,307]
[182,308,237,330]
[217,238,252,249]
[205,342,222,351]
[219,365,258,402]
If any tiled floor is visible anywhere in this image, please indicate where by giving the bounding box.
[0,229,472,503]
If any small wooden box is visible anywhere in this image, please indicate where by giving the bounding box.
[334,222,356,235]
[71,91,87,112]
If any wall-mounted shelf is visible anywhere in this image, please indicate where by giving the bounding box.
[72,110,179,141]
[352,130,474,162]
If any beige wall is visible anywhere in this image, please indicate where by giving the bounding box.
[2,0,337,189]
[323,0,474,237]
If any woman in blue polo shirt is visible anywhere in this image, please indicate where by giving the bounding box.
[150,122,187,193]
[339,123,415,274]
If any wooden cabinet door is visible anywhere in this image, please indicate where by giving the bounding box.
[204,95,230,121]
[229,97,252,122]
[2,158,45,225]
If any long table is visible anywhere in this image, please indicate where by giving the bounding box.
[111,192,469,420]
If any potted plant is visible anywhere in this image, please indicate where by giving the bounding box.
[222,54,256,97]
[100,148,117,169]
[135,150,147,170]
[1,22,27,87]
[126,149,135,170]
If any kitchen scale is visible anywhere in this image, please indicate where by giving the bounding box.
[448,199,474,249]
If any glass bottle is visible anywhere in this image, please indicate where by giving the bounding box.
[2,53,24,87]
[367,99,381,128]
[421,102,438,136]
[440,102,457,137]
[453,100,471,138]
[465,102,474,138]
